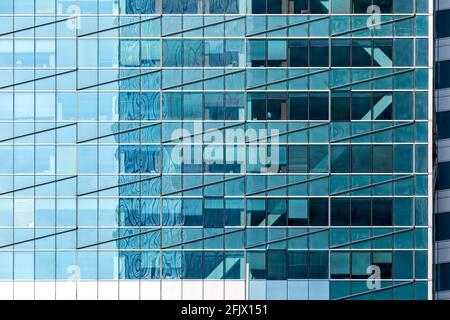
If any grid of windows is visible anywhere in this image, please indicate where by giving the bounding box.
[435,2,450,300]
[0,0,432,300]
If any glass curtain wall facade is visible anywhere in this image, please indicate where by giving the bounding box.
[435,0,450,300]
[0,0,433,300]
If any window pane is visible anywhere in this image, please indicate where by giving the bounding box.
[247,40,266,67]
[309,92,329,120]
[331,252,350,279]
[309,251,328,278]
[351,92,372,120]
[437,212,450,241]
[248,251,266,279]
[309,145,328,173]
[437,9,450,38]
[288,199,308,226]
[309,198,328,226]
[289,40,308,67]
[288,251,308,279]
[331,92,350,121]
[331,199,350,226]
[352,145,371,173]
[438,162,450,190]
[373,145,393,173]
[289,146,308,173]
[373,199,393,226]
[352,39,372,67]
[267,250,286,280]
[267,40,287,67]
[332,145,350,173]
[289,93,308,120]
[373,39,393,67]
[351,198,371,226]
[267,199,287,226]
[372,252,393,279]
[436,60,450,90]
[310,40,329,67]
[267,0,282,13]
[267,93,287,120]
[184,40,203,67]
[332,39,350,67]
[247,93,266,120]
[310,0,329,13]
[163,40,182,67]
[437,263,450,292]
[352,0,371,13]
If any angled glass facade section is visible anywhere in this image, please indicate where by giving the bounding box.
[0,0,433,300]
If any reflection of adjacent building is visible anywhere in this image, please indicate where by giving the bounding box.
[113,92,161,279]
[112,0,434,299]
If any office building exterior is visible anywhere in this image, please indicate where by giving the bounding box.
[0,0,436,300]
[435,0,450,301]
